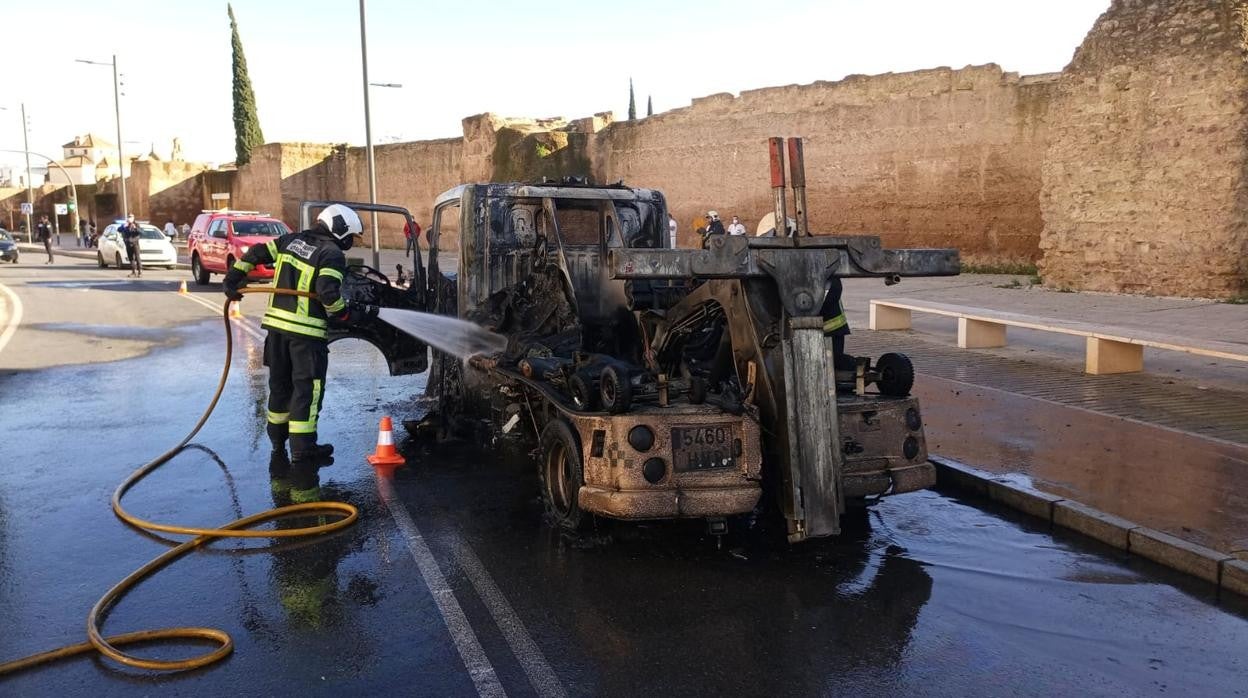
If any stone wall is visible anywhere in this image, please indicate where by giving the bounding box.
[593,65,1056,260]
[214,0,1248,298]
[343,137,463,249]
[1039,0,1248,297]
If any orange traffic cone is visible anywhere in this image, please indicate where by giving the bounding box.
[177,279,188,294]
[229,301,243,318]
[366,416,406,470]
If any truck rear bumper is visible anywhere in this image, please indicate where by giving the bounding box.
[578,484,761,520]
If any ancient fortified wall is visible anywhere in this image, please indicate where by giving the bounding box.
[1039,0,1248,296]
[214,0,1245,298]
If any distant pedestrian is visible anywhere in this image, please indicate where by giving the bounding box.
[668,213,677,248]
[164,220,178,241]
[700,210,725,248]
[79,219,89,247]
[88,219,98,248]
[403,220,421,259]
[36,215,53,264]
[179,222,190,239]
[727,215,746,236]
[119,213,143,277]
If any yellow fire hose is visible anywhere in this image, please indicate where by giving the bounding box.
[0,287,358,675]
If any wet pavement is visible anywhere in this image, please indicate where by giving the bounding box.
[2,260,1248,695]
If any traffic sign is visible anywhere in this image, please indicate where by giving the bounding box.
[54,203,68,215]
[20,202,32,215]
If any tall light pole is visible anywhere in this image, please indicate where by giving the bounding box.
[76,56,127,220]
[359,0,383,268]
[1,105,36,241]
[362,81,402,267]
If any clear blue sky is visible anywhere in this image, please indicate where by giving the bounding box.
[0,0,1108,169]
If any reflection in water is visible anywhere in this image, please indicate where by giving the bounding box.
[532,511,933,696]
[267,480,379,672]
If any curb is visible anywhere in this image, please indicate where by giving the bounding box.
[930,455,1244,601]
[17,243,190,270]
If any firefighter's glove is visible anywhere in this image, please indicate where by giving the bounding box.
[223,279,245,302]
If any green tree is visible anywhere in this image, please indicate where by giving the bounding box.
[647,95,653,117]
[229,4,264,166]
[628,78,636,120]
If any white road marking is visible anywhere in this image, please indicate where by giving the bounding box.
[377,476,507,698]
[0,283,24,356]
[177,291,265,342]
[451,539,568,698]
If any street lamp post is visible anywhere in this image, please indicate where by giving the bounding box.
[1,105,36,241]
[76,56,127,220]
[358,0,380,268]
[358,3,402,269]
[0,150,79,244]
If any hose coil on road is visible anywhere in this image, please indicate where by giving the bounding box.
[0,287,358,675]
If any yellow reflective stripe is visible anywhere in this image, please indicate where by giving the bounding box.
[267,411,290,425]
[324,297,347,314]
[281,254,315,274]
[290,379,322,434]
[234,260,255,273]
[265,305,327,328]
[319,267,343,282]
[823,314,847,333]
[278,254,316,318]
[261,316,328,339]
[265,240,279,259]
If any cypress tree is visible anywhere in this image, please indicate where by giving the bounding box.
[229,4,264,166]
[647,95,653,117]
[628,78,636,120]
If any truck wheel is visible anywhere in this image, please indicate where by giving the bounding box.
[569,370,599,411]
[599,364,633,414]
[191,254,210,285]
[876,353,914,397]
[539,420,590,531]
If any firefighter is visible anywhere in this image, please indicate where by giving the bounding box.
[821,275,854,372]
[223,204,366,503]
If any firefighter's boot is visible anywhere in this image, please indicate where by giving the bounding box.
[269,450,291,479]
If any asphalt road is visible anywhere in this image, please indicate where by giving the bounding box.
[0,258,1246,696]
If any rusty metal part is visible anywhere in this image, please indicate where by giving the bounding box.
[769,137,788,239]
[568,410,763,520]
[837,395,931,497]
[787,138,810,237]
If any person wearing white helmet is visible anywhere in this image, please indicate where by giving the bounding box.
[223,203,363,502]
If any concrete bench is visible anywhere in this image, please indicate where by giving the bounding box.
[868,298,1248,375]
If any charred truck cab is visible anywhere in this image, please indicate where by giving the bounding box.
[319,137,960,542]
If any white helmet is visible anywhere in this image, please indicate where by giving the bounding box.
[316,204,363,241]
[706,210,719,220]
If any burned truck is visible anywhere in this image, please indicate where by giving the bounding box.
[318,138,960,542]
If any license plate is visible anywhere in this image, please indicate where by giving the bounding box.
[671,424,737,472]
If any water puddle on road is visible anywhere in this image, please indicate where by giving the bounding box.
[28,322,174,341]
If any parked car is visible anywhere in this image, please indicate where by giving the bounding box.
[186,210,291,285]
[96,222,178,269]
[0,229,17,263]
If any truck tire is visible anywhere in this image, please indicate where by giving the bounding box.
[191,253,210,285]
[538,420,590,531]
[569,370,599,411]
[876,353,914,397]
[599,363,633,414]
